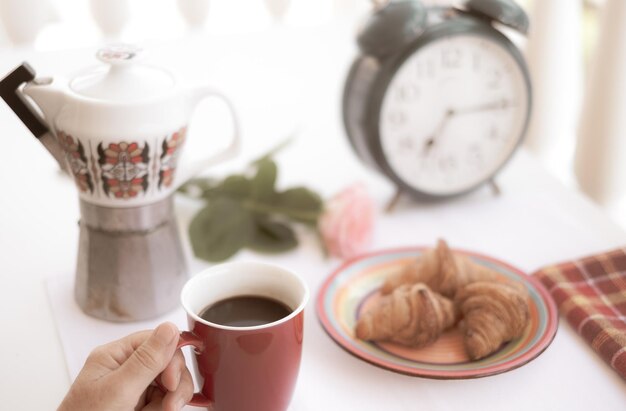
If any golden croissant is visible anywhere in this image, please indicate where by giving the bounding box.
[355,283,458,347]
[381,239,499,297]
[455,281,530,360]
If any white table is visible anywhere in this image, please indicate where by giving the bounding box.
[1,21,626,411]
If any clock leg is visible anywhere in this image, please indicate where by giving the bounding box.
[385,188,404,213]
[488,179,501,196]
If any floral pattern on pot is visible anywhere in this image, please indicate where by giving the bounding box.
[97,141,150,199]
[159,127,187,188]
[57,131,94,193]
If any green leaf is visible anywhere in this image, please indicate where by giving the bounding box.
[178,177,218,198]
[188,198,254,262]
[251,137,294,165]
[249,217,298,253]
[275,187,323,223]
[183,138,326,260]
[251,158,277,202]
[216,175,252,200]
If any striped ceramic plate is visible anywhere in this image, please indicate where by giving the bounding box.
[316,247,558,379]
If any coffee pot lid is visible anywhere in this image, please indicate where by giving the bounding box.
[69,44,174,102]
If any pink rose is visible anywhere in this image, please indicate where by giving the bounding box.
[319,183,376,259]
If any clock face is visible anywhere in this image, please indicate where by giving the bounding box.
[379,34,529,196]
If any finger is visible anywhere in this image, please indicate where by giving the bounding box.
[160,349,186,392]
[113,322,180,395]
[83,330,152,373]
[162,366,194,411]
[135,385,161,411]
[141,386,165,411]
[87,330,154,372]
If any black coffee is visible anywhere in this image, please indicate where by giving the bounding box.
[199,295,292,327]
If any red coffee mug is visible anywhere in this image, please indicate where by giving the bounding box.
[175,261,309,410]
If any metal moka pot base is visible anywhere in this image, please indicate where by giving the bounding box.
[75,196,188,322]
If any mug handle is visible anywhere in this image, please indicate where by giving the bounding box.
[173,87,241,190]
[155,331,213,408]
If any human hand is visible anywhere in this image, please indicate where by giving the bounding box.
[58,322,193,411]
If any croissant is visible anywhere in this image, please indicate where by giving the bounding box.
[355,283,458,347]
[381,239,500,297]
[455,281,530,360]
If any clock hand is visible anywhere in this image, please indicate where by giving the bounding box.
[423,108,454,155]
[452,99,516,115]
[422,100,515,156]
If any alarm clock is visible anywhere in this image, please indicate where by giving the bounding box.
[343,0,531,200]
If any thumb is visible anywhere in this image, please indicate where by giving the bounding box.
[114,322,179,394]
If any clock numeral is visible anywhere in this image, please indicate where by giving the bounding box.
[488,126,499,140]
[487,69,503,89]
[441,48,462,69]
[416,60,435,78]
[472,53,481,72]
[467,144,484,168]
[438,155,458,172]
[398,136,415,150]
[387,110,408,127]
[393,84,420,102]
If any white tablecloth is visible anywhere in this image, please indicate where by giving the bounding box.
[1,21,626,411]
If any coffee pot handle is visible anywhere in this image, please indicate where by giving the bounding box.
[0,63,49,138]
[0,63,68,172]
[173,88,241,190]
[155,331,213,408]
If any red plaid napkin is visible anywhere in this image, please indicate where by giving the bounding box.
[534,248,626,379]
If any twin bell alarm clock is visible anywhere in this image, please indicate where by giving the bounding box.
[343,0,531,200]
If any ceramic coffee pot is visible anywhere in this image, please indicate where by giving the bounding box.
[0,44,240,322]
